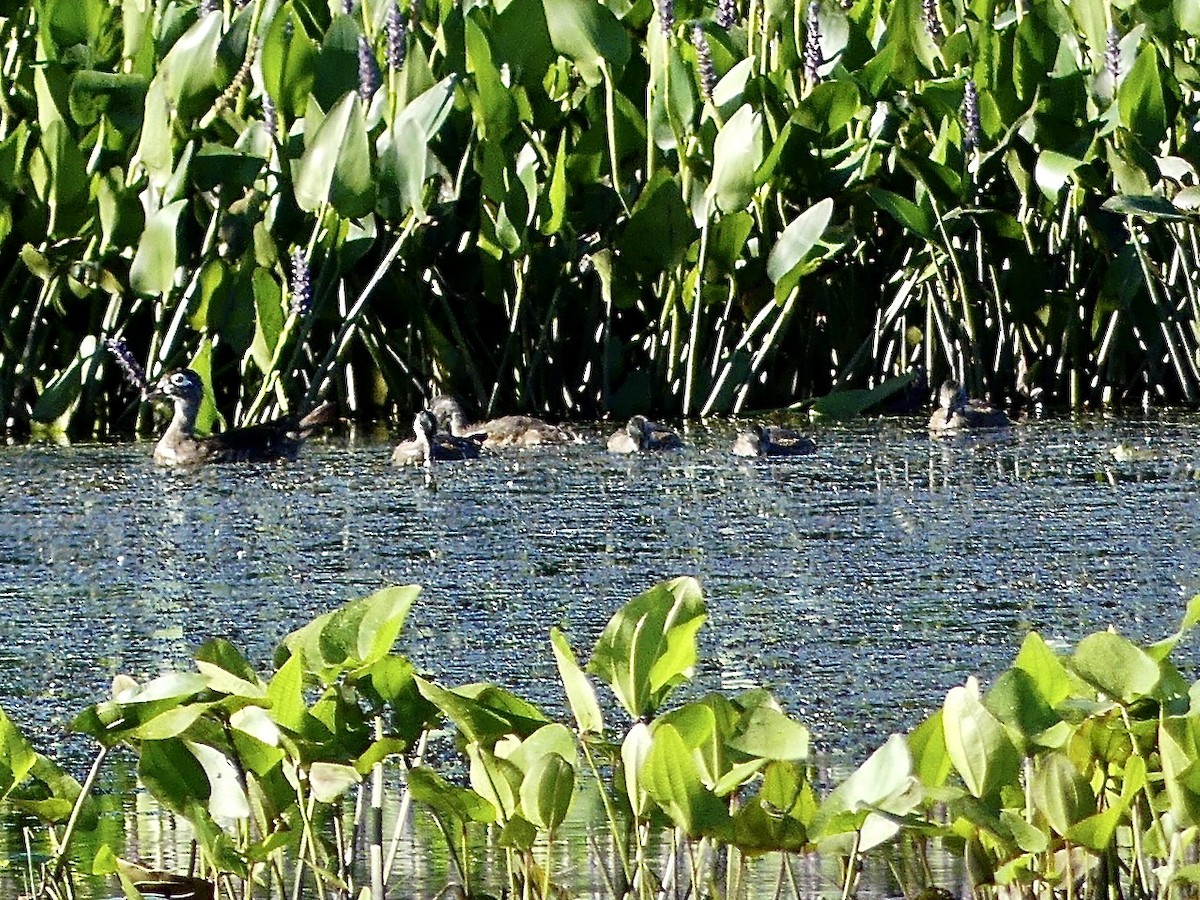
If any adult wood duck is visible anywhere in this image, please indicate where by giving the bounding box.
[606,415,683,453]
[391,409,484,465]
[431,395,577,448]
[732,424,817,457]
[148,368,336,466]
[928,379,1010,434]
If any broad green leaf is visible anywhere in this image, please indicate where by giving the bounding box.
[1031,752,1094,836]
[293,91,376,219]
[309,761,361,802]
[519,752,574,831]
[0,706,38,799]
[187,741,250,822]
[279,585,419,677]
[733,758,815,854]
[1071,631,1159,704]
[541,0,630,87]
[985,668,1060,748]
[503,723,578,772]
[130,199,187,296]
[467,742,522,820]
[792,79,862,134]
[643,723,730,838]
[766,198,834,286]
[942,679,1020,801]
[1034,150,1083,200]
[1013,632,1071,706]
[415,678,549,745]
[622,723,653,817]
[1101,194,1186,221]
[377,75,457,218]
[728,705,810,761]
[32,335,98,428]
[129,705,209,741]
[867,188,933,240]
[907,711,951,788]
[619,171,696,276]
[1118,45,1167,145]
[29,118,88,237]
[261,2,318,118]
[587,577,707,720]
[465,18,515,141]
[815,735,920,852]
[249,268,284,375]
[807,370,920,419]
[159,12,223,119]
[707,104,762,215]
[550,628,603,734]
[1160,718,1200,827]
[267,649,307,732]
[407,765,497,825]
[138,739,211,816]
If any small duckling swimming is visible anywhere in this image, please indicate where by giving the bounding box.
[148,368,335,466]
[431,395,576,448]
[391,410,483,466]
[928,379,1010,434]
[607,415,683,453]
[732,424,816,457]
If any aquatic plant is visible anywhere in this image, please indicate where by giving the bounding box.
[0,0,1198,437]
[4,580,1200,899]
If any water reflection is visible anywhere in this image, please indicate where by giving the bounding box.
[1,414,1199,770]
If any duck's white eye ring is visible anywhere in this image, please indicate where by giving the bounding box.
[171,373,189,385]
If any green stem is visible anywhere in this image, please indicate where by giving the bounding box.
[38,745,108,899]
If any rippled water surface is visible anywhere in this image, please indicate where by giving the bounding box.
[3,414,1200,765]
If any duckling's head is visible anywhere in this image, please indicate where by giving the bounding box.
[625,415,649,448]
[936,379,967,413]
[414,409,439,440]
[148,368,204,408]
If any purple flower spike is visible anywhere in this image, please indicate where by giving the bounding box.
[386,0,407,70]
[262,93,277,136]
[692,24,716,101]
[659,0,675,35]
[105,338,150,395]
[716,0,737,29]
[962,78,980,151]
[803,2,823,84]
[290,249,312,316]
[358,34,379,102]
[923,0,942,38]
[1106,28,1120,80]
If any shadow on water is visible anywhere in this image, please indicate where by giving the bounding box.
[2,414,1200,895]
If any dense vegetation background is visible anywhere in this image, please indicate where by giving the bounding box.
[0,0,1198,434]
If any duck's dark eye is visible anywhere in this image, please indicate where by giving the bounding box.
[171,373,188,385]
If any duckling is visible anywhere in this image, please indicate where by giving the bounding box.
[732,424,816,457]
[391,409,483,466]
[607,415,683,453]
[431,395,576,448]
[148,368,335,466]
[927,379,1010,434]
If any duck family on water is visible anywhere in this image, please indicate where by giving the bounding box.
[146,368,1010,467]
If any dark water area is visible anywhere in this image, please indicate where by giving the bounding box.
[2,413,1200,770]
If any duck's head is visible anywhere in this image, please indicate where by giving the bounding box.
[148,368,204,407]
[936,379,967,413]
[430,395,467,431]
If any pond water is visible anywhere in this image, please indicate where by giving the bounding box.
[3,412,1199,768]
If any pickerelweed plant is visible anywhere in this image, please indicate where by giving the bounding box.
[4,580,1200,900]
[4,0,1200,438]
